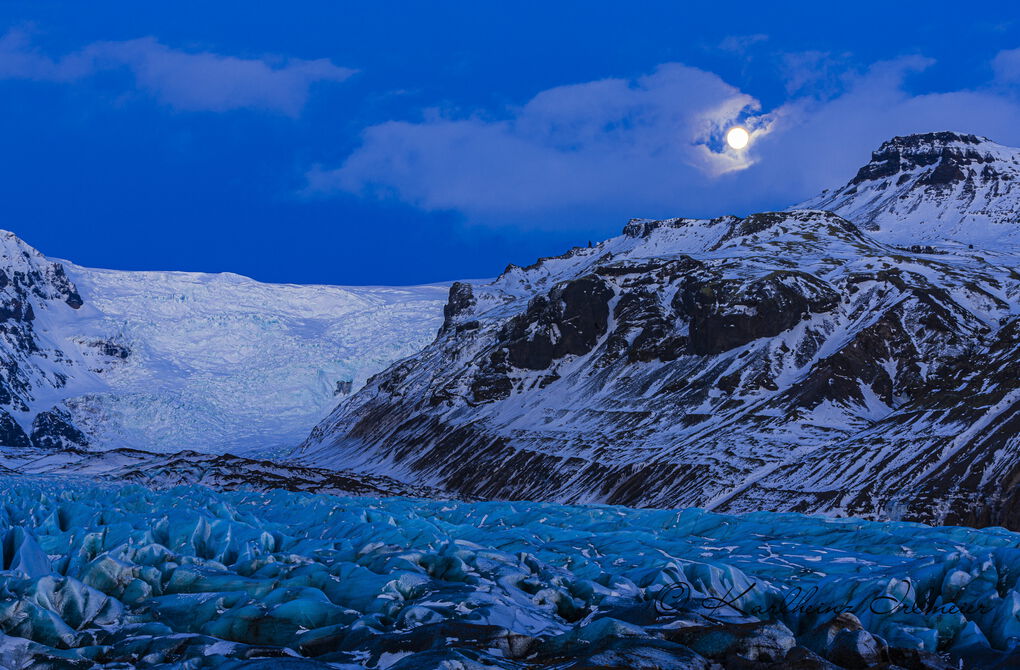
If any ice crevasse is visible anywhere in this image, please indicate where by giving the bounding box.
[0,479,1019,668]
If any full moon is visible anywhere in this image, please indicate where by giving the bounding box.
[726,126,750,150]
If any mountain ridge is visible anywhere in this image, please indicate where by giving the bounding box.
[2,130,1020,530]
[298,131,1020,529]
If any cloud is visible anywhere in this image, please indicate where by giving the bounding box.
[309,64,765,219]
[756,56,1020,201]
[993,47,1020,83]
[717,34,769,54]
[309,54,1020,227]
[0,29,354,115]
[779,50,854,96]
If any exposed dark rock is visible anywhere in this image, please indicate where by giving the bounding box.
[612,290,684,363]
[0,298,31,323]
[665,620,796,664]
[787,306,925,409]
[778,646,843,669]
[799,612,864,656]
[725,211,797,239]
[470,373,513,403]
[851,132,984,186]
[30,408,89,450]
[0,409,30,447]
[501,275,613,371]
[677,271,839,356]
[0,238,89,435]
[887,647,957,670]
[826,629,889,669]
[87,339,131,360]
[547,638,717,669]
[441,281,476,334]
[919,160,966,186]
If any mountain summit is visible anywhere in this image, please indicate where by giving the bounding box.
[798,131,1020,246]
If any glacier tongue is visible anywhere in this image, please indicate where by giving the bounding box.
[55,264,449,455]
[0,478,1019,668]
[0,228,452,455]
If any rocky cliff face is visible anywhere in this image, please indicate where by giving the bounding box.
[300,133,1020,530]
[0,232,101,450]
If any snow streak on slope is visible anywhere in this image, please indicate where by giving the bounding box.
[57,265,449,455]
[2,480,1020,668]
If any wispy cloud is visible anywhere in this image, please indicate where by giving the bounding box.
[992,47,1020,84]
[0,29,355,115]
[308,54,1020,226]
[779,50,855,96]
[717,34,769,54]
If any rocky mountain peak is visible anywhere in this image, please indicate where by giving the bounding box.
[850,131,995,186]
[797,131,1020,245]
[0,230,83,310]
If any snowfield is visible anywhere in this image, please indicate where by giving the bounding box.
[0,479,1018,668]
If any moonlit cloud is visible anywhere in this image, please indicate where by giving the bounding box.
[0,29,355,115]
[756,56,1020,202]
[308,64,764,219]
[309,53,1020,227]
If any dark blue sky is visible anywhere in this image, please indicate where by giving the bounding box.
[2,2,1019,285]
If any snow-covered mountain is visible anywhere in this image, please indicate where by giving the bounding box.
[0,445,448,499]
[0,235,448,454]
[0,230,100,452]
[797,131,1020,246]
[300,132,1020,530]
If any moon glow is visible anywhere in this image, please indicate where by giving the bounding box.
[726,126,750,150]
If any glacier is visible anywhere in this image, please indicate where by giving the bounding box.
[1,478,1018,668]
[0,227,451,456]
[52,264,449,456]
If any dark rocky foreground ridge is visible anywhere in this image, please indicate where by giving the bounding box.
[300,132,1020,530]
[0,445,449,499]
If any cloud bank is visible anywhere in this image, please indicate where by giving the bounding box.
[311,52,1020,226]
[0,29,354,115]
[308,64,764,219]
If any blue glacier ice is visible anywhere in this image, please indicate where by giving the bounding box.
[0,477,1019,668]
